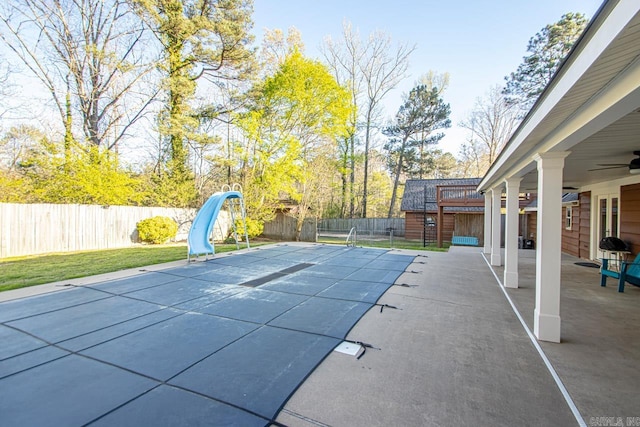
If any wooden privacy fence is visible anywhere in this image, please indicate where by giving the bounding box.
[318,218,405,236]
[453,213,485,246]
[0,203,228,258]
[263,213,317,242]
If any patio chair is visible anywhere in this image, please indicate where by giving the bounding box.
[600,253,640,292]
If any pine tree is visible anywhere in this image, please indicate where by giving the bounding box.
[503,12,587,112]
[132,0,254,206]
[384,85,450,218]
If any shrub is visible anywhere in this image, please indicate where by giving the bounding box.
[137,216,178,244]
[234,217,263,239]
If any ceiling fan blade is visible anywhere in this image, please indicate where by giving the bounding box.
[595,163,628,167]
[588,165,627,171]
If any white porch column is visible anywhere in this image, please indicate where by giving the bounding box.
[533,152,569,343]
[490,187,502,266]
[503,177,521,288]
[483,192,492,254]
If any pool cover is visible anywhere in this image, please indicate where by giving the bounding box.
[0,244,414,426]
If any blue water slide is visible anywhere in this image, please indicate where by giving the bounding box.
[188,191,242,258]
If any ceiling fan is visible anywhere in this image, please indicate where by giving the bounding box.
[589,151,640,174]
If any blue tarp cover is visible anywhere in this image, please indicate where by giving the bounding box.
[0,244,414,426]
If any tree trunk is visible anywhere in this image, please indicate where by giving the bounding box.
[295,218,303,241]
[362,116,372,218]
[339,136,349,218]
[349,133,355,218]
[341,171,347,218]
[388,137,407,218]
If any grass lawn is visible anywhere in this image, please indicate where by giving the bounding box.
[0,242,263,293]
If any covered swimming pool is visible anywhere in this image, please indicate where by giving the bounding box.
[0,243,415,426]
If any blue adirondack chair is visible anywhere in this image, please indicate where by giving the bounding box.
[601,253,640,292]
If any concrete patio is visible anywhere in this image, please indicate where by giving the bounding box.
[277,246,640,426]
[1,243,638,426]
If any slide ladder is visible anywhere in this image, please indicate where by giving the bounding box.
[187,184,250,261]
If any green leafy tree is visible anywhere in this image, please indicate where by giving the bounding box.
[236,50,353,239]
[427,150,458,179]
[365,168,392,218]
[132,0,254,204]
[16,138,145,205]
[503,12,587,112]
[409,72,450,179]
[0,170,27,202]
[384,84,451,218]
[140,163,196,207]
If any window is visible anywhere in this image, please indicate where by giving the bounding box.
[565,206,572,230]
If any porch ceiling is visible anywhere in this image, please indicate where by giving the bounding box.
[479,1,640,192]
[519,110,640,191]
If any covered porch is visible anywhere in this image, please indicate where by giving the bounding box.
[478,0,640,342]
[492,249,640,421]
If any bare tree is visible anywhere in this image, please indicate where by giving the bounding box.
[0,55,14,121]
[460,85,518,166]
[0,125,44,171]
[457,137,487,177]
[259,27,304,76]
[360,31,414,218]
[0,0,157,152]
[322,22,414,218]
[322,21,363,218]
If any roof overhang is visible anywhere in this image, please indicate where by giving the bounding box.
[478,0,640,193]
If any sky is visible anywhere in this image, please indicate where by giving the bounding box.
[251,0,604,156]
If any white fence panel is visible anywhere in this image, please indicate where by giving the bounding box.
[0,203,213,258]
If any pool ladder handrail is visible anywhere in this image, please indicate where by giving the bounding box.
[345,227,357,247]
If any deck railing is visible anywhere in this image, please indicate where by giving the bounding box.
[436,184,484,207]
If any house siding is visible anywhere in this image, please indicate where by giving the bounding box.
[562,205,580,257]
[579,192,591,259]
[405,212,483,244]
[620,183,640,256]
[405,212,427,240]
[402,178,484,246]
[533,192,590,259]
[405,211,455,242]
[526,212,537,244]
[441,213,455,243]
